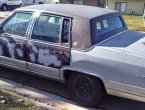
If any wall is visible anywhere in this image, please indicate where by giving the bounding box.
[108,0,145,15]
[59,0,99,7]
[84,0,98,6]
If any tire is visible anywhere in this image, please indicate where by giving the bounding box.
[2,4,8,11]
[68,73,105,107]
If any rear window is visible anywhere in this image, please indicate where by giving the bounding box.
[96,16,123,36]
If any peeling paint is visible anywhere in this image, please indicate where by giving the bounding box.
[7,43,15,59]
[0,36,69,69]
[16,48,23,57]
[29,52,35,62]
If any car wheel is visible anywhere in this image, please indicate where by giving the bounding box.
[2,4,8,11]
[68,73,105,107]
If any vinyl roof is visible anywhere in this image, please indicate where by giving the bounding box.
[20,4,118,19]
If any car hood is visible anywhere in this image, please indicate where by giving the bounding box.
[98,30,145,56]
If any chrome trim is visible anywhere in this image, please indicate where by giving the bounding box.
[28,12,63,46]
[0,11,34,40]
[60,18,72,46]
[105,80,145,98]
[28,62,59,71]
[136,75,145,79]
[0,63,30,73]
[27,12,72,48]
[70,30,129,52]
[0,56,28,69]
[59,17,64,45]
[2,33,27,40]
[25,62,61,80]
[27,11,40,39]
[16,9,73,18]
[107,89,145,103]
[0,62,62,82]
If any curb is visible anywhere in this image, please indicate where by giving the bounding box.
[0,78,98,110]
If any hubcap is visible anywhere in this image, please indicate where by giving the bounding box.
[3,6,7,11]
[75,77,93,98]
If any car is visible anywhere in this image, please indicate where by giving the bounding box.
[0,0,22,11]
[0,4,145,107]
[22,0,59,6]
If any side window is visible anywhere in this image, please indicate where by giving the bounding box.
[31,14,62,43]
[0,12,32,36]
[61,19,70,43]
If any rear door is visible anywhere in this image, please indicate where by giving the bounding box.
[0,11,33,69]
[26,13,71,78]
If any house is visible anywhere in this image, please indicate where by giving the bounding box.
[59,0,106,8]
[107,0,145,15]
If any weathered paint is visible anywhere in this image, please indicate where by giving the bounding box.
[26,41,70,69]
[0,35,70,69]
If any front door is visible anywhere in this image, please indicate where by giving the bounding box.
[0,12,33,69]
[26,13,71,78]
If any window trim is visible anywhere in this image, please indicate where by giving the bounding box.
[61,18,71,45]
[29,12,71,47]
[0,11,34,39]
[90,14,127,45]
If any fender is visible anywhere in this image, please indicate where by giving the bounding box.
[60,66,105,83]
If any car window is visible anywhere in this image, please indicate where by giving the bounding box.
[61,19,70,43]
[1,12,32,37]
[96,16,123,36]
[31,14,62,43]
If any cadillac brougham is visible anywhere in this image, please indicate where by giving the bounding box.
[0,4,145,107]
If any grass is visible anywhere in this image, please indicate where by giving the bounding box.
[123,15,145,32]
[0,17,4,19]
[0,90,44,110]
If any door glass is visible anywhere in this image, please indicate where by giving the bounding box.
[1,12,32,37]
[61,19,70,43]
[31,14,62,43]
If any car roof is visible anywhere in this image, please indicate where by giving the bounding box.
[19,4,118,19]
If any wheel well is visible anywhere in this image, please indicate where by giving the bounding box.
[2,4,7,6]
[63,70,106,92]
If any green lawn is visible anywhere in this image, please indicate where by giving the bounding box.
[123,15,145,32]
[0,90,44,110]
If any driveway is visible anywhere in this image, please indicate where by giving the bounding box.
[0,11,11,18]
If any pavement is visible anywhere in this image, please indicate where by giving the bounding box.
[0,11,11,18]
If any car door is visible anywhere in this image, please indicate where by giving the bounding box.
[0,11,33,70]
[26,13,71,79]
